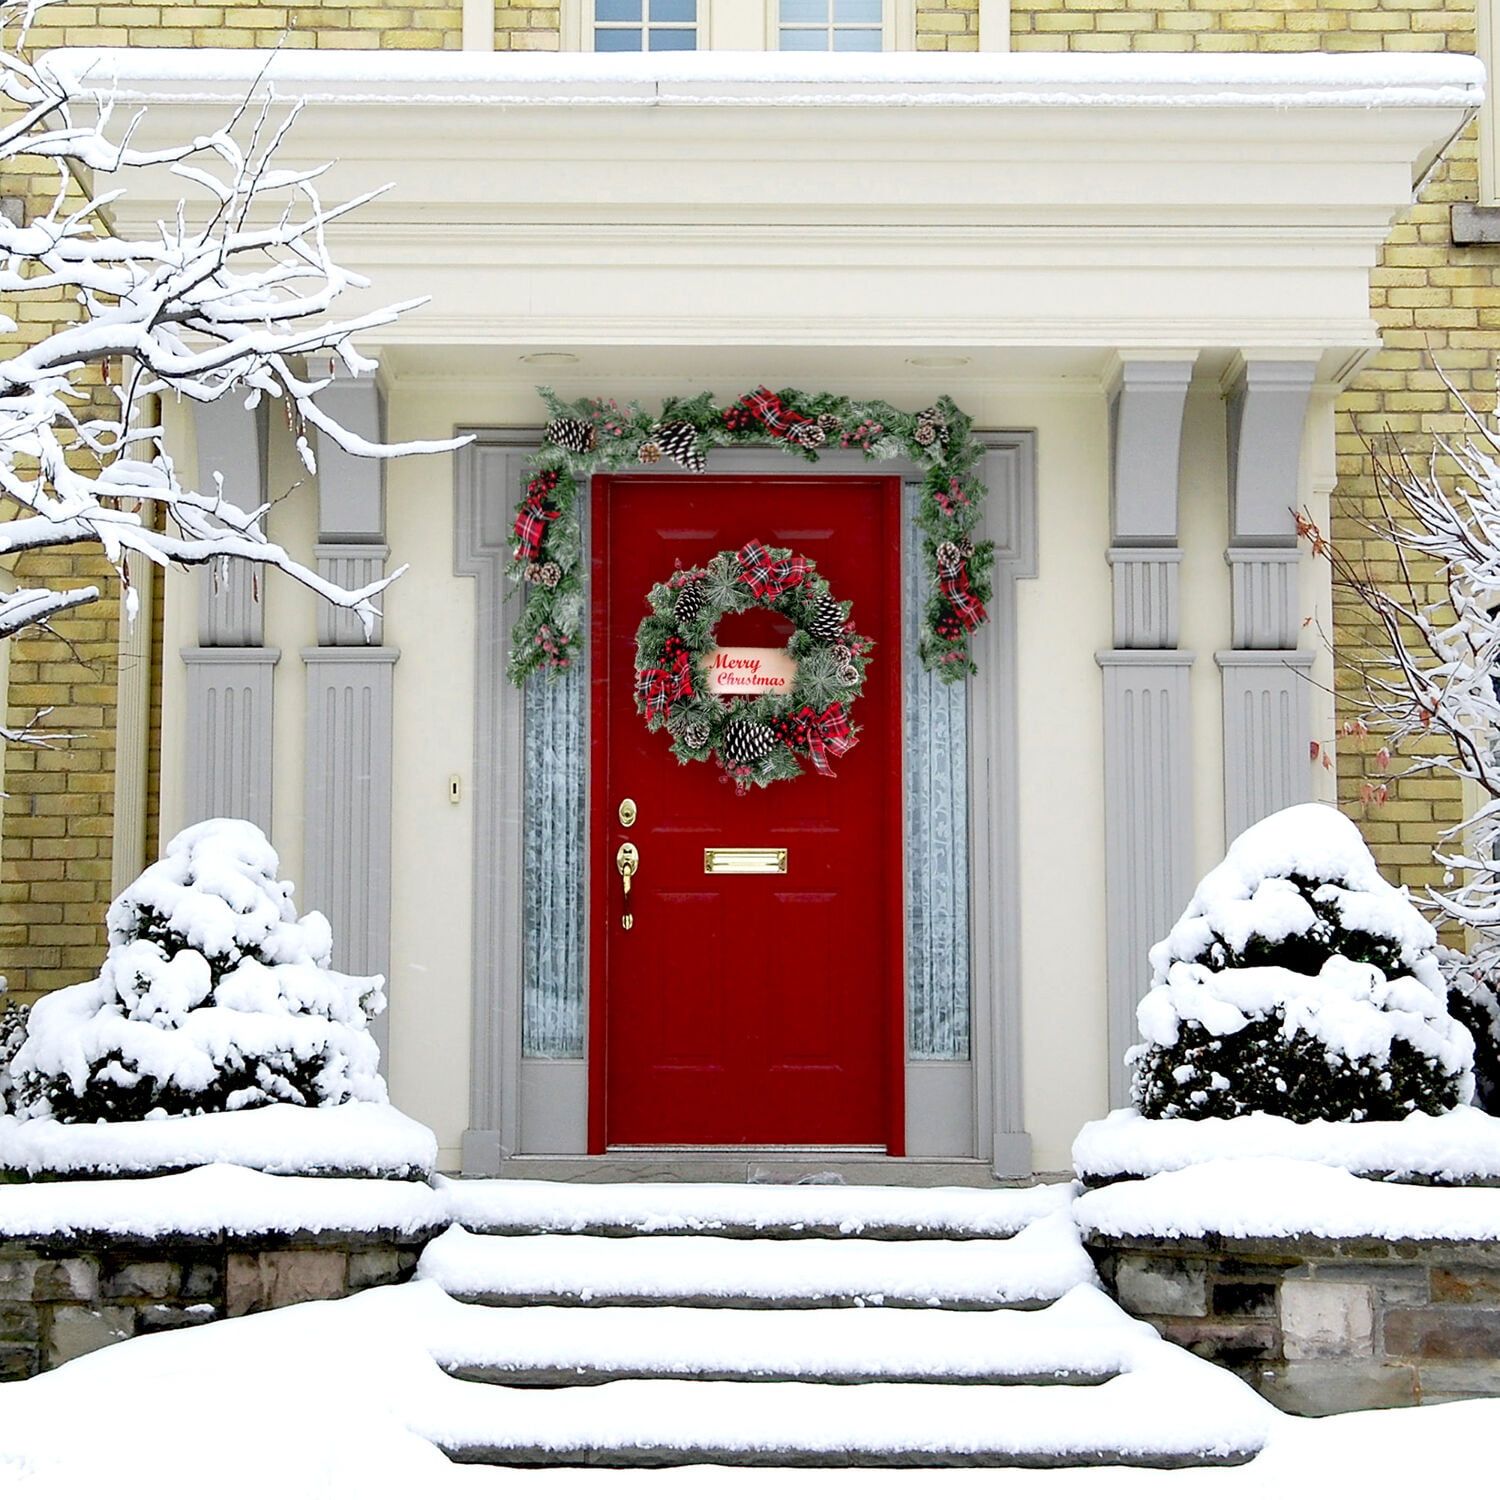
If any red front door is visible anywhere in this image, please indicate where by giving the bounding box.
[590,474,905,1150]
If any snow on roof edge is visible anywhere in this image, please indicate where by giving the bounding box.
[39,48,1485,110]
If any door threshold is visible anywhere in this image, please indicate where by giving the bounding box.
[606,1145,888,1155]
[482,1154,1002,1188]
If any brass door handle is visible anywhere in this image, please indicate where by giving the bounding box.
[616,842,639,929]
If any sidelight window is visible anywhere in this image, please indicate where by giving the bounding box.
[592,0,699,51]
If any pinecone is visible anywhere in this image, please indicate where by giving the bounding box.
[913,420,938,448]
[523,562,544,584]
[787,420,825,450]
[936,540,964,579]
[818,412,842,437]
[545,416,596,454]
[637,439,664,465]
[837,663,861,688]
[538,561,562,588]
[832,643,853,669]
[654,421,707,474]
[674,577,707,624]
[721,719,775,767]
[808,594,845,642]
[680,719,710,750]
[914,406,949,446]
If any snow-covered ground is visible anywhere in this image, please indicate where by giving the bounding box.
[0,1280,1489,1499]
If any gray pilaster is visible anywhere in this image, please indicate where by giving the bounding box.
[1219,358,1318,843]
[192,399,267,647]
[1099,358,1197,1109]
[304,369,398,1072]
[182,399,278,833]
[301,647,399,1062]
[1097,651,1196,1108]
[180,646,281,826]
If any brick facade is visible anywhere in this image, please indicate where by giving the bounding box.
[1,0,1490,1000]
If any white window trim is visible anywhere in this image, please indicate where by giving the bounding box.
[564,0,917,52]
[1481,0,1499,205]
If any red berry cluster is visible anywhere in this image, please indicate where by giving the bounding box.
[933,612,965,643]
[770,712,812,751]
[660,632,691,668]
[527,469,560,505]
[722,403,758,434]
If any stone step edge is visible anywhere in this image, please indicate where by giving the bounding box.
[447,1291,1059,1312]
[442,1364,1115,1388]
[456,1223,1021,1241]
[436,1441,1259,1470]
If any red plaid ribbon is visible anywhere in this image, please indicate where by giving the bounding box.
[513,496,559,561]
[636,656,693,724]
[796,702,857,776]
[742,387,811,441]
[736,539,808,602]
[940,566,987,631]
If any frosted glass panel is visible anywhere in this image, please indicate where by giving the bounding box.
[521,646,586,1059]
[595,27,642,48]
[832,28,881,48]
[649,26,695,47]
[596,0,640,19]
[835,0,881,19]
[650,0,695,18]
[904,487,971,1060]
[782,0,828,19]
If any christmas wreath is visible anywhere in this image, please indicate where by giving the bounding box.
[507,386,992,687]
[635,541,870,790]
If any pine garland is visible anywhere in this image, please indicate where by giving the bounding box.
[506,386,992,686]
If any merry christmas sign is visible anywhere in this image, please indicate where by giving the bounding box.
[700,648,797,697]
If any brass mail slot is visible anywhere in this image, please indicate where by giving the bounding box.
[704,847,788,875]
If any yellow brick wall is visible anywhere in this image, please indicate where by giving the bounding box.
[1,166,123,1004]
[18,0,462,50]
[496,1,559,49]
[917,0,980,48]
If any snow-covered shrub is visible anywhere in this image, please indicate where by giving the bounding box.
[0,986,22,1115]
[1445,961,1500,1114]
[8,821,386,1123]
[1128,804,1474,1123]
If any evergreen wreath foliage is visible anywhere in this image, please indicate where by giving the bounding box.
[634,544,870,789]
[507,387,991,686]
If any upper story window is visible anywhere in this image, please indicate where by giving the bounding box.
[574,0,917,51]
[593,0,698,51]
[778,0,883,50]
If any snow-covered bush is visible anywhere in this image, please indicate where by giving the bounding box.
[0,988,22,1115]
[8,821,386,1123]
[1446,962,1500,1114]
[1128,804,1474,1123]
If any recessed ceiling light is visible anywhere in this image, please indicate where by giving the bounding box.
[906,355,971,369]
[519,352,580,367]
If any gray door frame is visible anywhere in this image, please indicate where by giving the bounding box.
[455,428,1035,1177]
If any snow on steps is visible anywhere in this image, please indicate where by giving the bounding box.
[413,1293,1270,1468]
[435,1176,1073,1239]
[427,1285,1134,1387]
[417,1211,1093,1311]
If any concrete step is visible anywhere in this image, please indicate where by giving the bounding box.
[435,1176,1073,1240]
[416,1213,1094,1311]
[415,1361,1270,1469]
[428,1286,1134,1388]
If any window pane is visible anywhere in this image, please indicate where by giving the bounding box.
[649,25,696,47]
[781,0,828,22]
[903,483,971,1062]
[596,0,641,20]
[595,26,643,48]
[649,0,695,19]
[832,27,882,48]
[780,27,828,48]
[834,0,881,20]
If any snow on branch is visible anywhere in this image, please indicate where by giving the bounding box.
[0,1,466,744]
[1311,379,1500,976]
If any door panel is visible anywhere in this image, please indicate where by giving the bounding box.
[590,475,904,1149]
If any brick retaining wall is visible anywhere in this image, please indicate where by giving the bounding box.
[0,1225,439,1380]
[1087,1232,1500,1415]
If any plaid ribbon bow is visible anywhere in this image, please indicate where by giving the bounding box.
[743,387,811,441]
[636,655,693,725]
[736,539,809,602]
[797,702,858,776]
[513,495,560,562]
[940,565,987,631]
